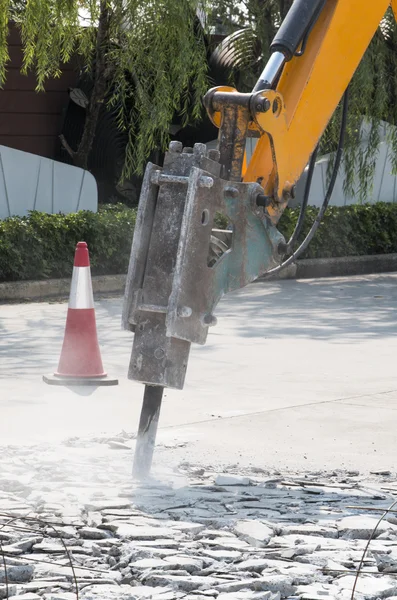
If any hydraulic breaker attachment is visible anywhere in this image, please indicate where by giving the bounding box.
[123,141,286,383]
[123,140,285,478]
[122,142,222,391]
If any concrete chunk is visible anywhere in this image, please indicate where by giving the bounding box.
[234,521,273,546]
[143,574,217,592]
[218,593,279,600]
[112,524,172,540]
[215,475,252,486]
[8,594,41,600]
[215,576,295,597]
[337,575,397,599]
[80,584,142,599]
[43,595,77,600]
[201,549,242,561]
[79,527,110,540]
[0,565,34,583]
[0,585,17,599]
[338,516,395,540]
[162,556,203,573]
[130,558,167,570]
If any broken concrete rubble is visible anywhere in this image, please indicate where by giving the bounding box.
[1,440,397,600]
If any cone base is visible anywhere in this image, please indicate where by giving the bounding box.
[43,374,118,387]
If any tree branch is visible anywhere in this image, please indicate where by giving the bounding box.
[74,0,110,170]
[59,134,76,160]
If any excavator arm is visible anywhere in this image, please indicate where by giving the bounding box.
[123,0,395,478]
[207,0,391,220]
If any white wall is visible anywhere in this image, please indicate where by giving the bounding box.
[292,119,397,208]
[0,145,97,220]
[293,141,397,208]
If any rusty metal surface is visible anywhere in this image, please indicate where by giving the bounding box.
[218,103,250,181]
[123,76,289,391]
[129,312,190,389]
[123,141,284,387]
[122,162,160,332]
[132,384,164,479]
[123,142,221,390]
[166,174,285,346]
[204,87,252,182]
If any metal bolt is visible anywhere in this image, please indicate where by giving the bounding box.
[255,98,271,113]
[151,171,189,186]
[224,186,239,199]
[193,143,207,156]
[256,194,272,207]
[177,306,192,318]
[278,241,288,255]
[202,314,217,327]
[169,141,183,153]
[154,348,165,360]
[151,170,161,186]
[201,209,210,226]
[207,149,220,162]
[183,147,194,154]
[282,186,294,202]
[272,98,280,114]
[198,176,214,189]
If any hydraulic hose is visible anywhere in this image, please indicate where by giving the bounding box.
[265,86,349,277]
[286,143,319,252]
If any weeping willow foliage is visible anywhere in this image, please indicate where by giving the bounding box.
[211,1,397,201]
[1,0,209,178]
[106,0,209,178]
[319,7,397,201]
[1,0,397,196]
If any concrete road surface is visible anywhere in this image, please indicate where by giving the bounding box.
[1,272,397,474]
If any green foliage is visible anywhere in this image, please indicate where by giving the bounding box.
[0,204,136,282]
[0,0,11,84]
[5,0,209,178]
[114,0,209,178]
[1,202,396,283]
[278,203,397,259]
[4,0,397,191]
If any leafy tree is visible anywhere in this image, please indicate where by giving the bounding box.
[1,0,397,201]
[1,0,209,179]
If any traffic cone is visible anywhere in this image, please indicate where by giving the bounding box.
[43,242,118,387]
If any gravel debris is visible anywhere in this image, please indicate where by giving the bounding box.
[0,438,396,600]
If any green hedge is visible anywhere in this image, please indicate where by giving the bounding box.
[277,203,397,259]
[0,202,397,282]
[0,204,136,282]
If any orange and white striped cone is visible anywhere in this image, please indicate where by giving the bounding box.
[43,242,118,386]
